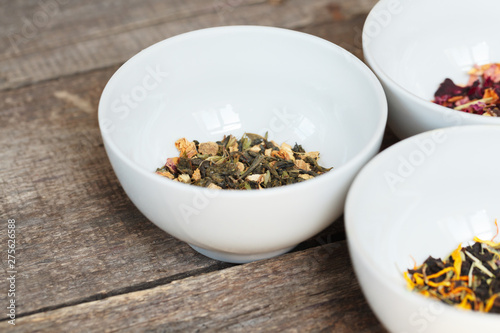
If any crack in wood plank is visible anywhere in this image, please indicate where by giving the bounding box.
[53,90,94,114]
[0,261,232,322]
[0,0,267,62]
[0,1,389,330]
[0,63,354,320]
[0,0,378,91]
[0,242,386,332]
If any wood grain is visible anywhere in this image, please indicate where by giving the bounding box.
[0,242,387,333]
[0,63,350,319]
[0,66,234,319]
[0,0,378,90]
[0,0,388,330]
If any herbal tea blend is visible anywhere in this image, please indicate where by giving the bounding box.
[433,63,500,116]
[155,133,332,189]
[404,222,500,313]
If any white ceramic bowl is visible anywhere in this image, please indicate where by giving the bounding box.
[363,0,500,139]
[99,26,387,263]
[346,125,500,332]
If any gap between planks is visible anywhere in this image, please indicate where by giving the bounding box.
[0,0,377,91]
[0,261,233,322]
[0,241,385,333]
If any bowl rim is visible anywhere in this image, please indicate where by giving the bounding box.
[98,25,388,197]
[345,124,500,322]
[362,0,500,125]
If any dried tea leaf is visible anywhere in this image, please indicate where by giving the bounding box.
[241,136,252,151]
[156,133,332,189]
[405,222,500,314]
[245,132,266,141]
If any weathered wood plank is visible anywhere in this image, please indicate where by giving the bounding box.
[0,0,377,90]
[298,12,367,61]
[0,0,262,56]
[0,65,236,319]
[1,242,386,332]
[0,0,386,327]
[0,63,350,318]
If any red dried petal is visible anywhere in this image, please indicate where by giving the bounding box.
[165,157,179,174]
[433,63,500,116]
[466,80,483,100]
[434,78,467,99]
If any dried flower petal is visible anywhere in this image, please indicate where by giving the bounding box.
[483,63,500,82]
[246,174,265,183]
[156,170,174,179]
[192,168,201,181]
[236,162,245,173]
[225,135,239,153]
[198,142,219,156]
[483,88,499,104]
[433,63,500,116]
[248,144,261,153]
[303,151,320,160]
[207,183,222,190]
[406,223,500,314]
[175,138,198,158]
[165,157,179,173]
[294,159,311,171]
[279,143,295,161]
[178,174,191,183]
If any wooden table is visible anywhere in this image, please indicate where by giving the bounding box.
[0,1,396,331]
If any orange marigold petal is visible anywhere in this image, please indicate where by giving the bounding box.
[483,88,499,104]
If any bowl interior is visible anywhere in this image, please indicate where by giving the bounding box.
[99,26,386,174]
[365,0,500,101]
[347,125,500,292]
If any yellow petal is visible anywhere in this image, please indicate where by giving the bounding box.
[451,243,463,278]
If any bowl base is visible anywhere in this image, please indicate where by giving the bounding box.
[188,244,296,264]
